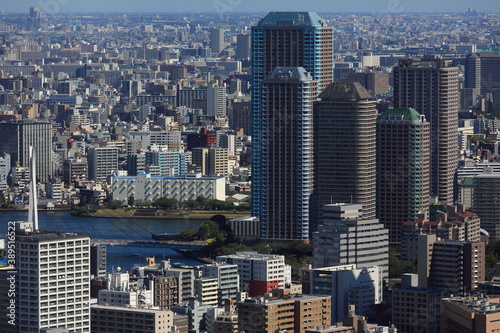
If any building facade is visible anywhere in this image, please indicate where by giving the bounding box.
[393,58,459,205]
[253,67,316,240]
[0,120,53,182]
[216,252,290,297]
[312,204,389,280]
[311,82,377,230]
[473,172,500,238]
[15,229,91,333]
[251,11,334,240]
[112,173,225,202]
[377,107,430,243]
[87,147,118,182]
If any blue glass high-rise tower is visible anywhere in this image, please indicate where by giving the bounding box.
[251,11,333,240]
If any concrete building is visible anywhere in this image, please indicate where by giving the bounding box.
[128,130,182,150]
[186,128,217,151]
[227,216,260,238]
[194,277,219,307]
[392,274,448,333]
[91,304,174,333]
[393,58,459,205]
[171,298,213,333]
[112,173,225,202]
[401,204,481,261]
[207,85,227,117]
[465,53,500,95]
[441,297,500,333]
[418,235,485,294]
[235,34,251,60]
[90,244,107,278]
[253,67,316,240]
[202,263,239,306]
[46,178,62,203]
[208,147,229,176]
[312,204,389,280]
[301,264,383,323]
[0,120,53,182]
[238,294,332,333]
[213,300,238,333]
[87,147,118,182]
[311,82,377,232]
[163,268,195,304]
[191,147,209,175]
[473,172,500,238]
[210,28,225,54]
[216,252,291,297]
[15,228,91,333]
[63,157,88,186]
[145,148,186,177]
[48,94,83,105]
[377,108,430,243]
[152,275,178,310]
[98,273,154,308]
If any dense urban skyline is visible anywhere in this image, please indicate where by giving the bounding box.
[1,1,499,13]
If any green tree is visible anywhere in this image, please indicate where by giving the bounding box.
[179,229,198,241]
[155,198,179,210]
[128,195,135,207]
[108,200,124,210]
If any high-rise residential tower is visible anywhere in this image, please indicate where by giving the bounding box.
[377,108,430,243]
[393,58,459,204]
[253,67,316,240]
[0,120,53,183]
[251,12,333,240]
[310,82,377,229]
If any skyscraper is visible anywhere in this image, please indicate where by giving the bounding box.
[253,67,316,240]
[393,58,459,204]
[29,6,41,31]
[377,108,430,243]
[310,82,377,228]
[465,53,500,95]
[0,120,53,183]
[210,28,225,54]
[251,11,333,240]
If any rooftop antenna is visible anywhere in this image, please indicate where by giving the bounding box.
[28,146,38,231]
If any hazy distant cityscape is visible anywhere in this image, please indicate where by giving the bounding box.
[0,5,499,333]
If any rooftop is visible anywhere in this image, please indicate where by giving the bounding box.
[377,107,424,122]
[257,12,326,27]
[319,82,373,101]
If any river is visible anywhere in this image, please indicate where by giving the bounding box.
[0,210,205,272]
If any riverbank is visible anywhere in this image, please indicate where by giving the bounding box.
[73,208,251,220]
[175,248,214,264]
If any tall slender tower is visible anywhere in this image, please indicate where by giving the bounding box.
[254,67,316,240]
[393,58,459,204]
[377,108,430,243]
[251,12,333,239]
[310,82,377,232]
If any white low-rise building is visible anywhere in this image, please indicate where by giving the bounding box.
[112,173,225,202]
